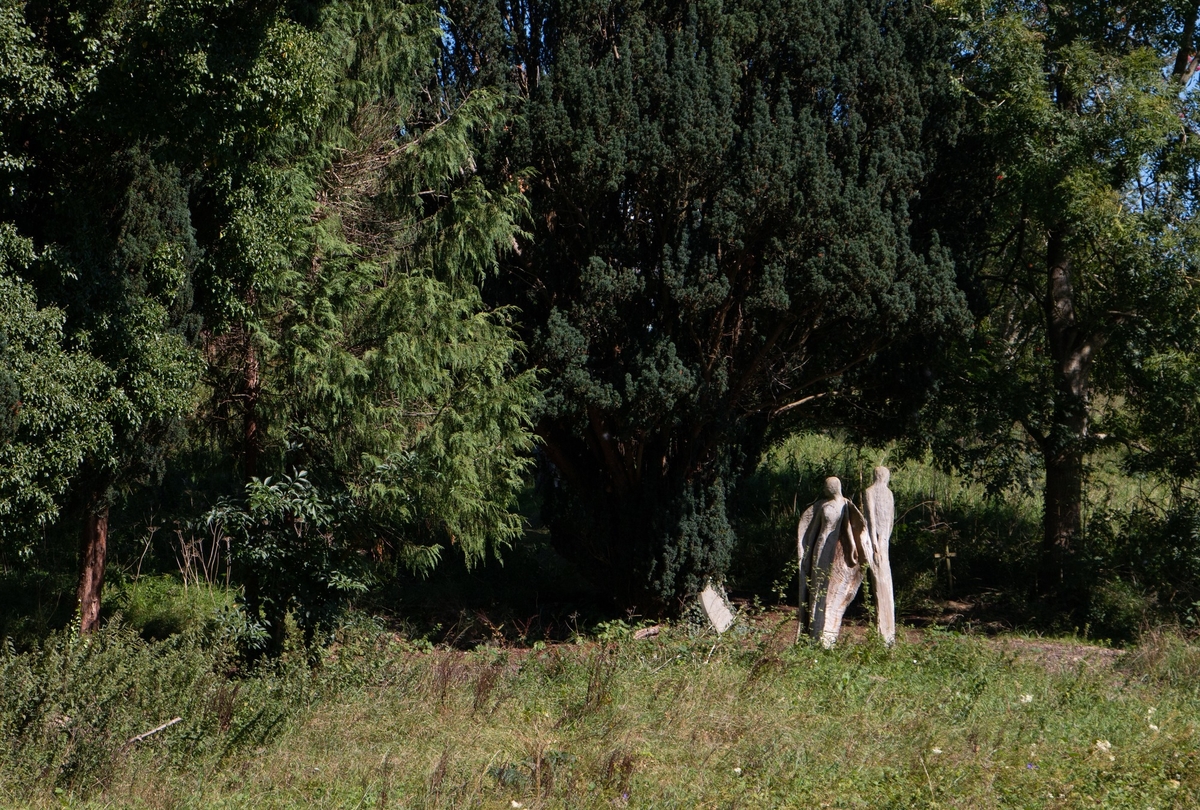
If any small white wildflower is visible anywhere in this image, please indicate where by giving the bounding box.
[1149,723,1160,733]
[912,658,918,664]
[733,767,742,775]
[511,802,524,809]
[1094,740,1112,753]
[1147,707,1156,717]
[1020,694,1034,704]
[931,748,943,755]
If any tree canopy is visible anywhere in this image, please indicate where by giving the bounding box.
[2,0,1200,637]
[1,0,536,638]
[915,0,1200,605]
[443,0,968,604]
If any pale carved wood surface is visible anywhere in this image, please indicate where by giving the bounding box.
[796,477,872,648]
[700,582,735,634]
[864,466,897,646]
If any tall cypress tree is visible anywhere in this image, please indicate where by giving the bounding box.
[445,0,967,606]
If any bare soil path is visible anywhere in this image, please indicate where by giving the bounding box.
[739,606,1125,674]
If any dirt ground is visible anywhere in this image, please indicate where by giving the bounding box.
[732,605,1125,675]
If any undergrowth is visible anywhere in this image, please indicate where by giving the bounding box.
[731,433,1200,640]
[0,621,316,800]
[4,617,1199,808]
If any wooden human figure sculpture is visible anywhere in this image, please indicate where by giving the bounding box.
[863,466,896,646]
[796,476,872,648]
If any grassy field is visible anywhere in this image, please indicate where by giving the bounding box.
[5,431,1197,808]
[6,615,1199,809]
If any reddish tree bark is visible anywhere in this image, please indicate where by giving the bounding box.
[1173,1,1200,81]
[77,502,109,634]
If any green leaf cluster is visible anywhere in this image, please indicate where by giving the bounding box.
[1,0,537,636]
[0,226,111,544]
[920,2,1200,480]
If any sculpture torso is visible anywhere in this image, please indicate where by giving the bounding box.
[864,479,894,554]
[797,476,870,647]
[863,466,896,646]
[813,494,848,569]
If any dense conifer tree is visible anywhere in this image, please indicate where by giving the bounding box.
[197,1,538,646]
[444,0,967,605]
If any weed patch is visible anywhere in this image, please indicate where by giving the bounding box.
[5,621,1200,808]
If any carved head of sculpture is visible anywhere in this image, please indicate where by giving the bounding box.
[873,466,890,485]
[822,476,842,499]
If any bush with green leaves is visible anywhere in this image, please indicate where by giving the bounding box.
[204,471,367,654]
[113,575,264,647]
[1085,498,1200,640]
[0,226,111,552]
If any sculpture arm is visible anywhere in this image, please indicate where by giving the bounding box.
[844,501,873,569]
[797,504,817,570]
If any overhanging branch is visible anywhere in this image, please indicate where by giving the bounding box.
[769,391,831,419]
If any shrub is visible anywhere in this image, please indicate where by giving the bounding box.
[1086,498,1200,635]
[113,575,250,641]
[0,623,312,796]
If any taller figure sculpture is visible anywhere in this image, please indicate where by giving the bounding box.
[796,477,872,648]
[863,466,896,646]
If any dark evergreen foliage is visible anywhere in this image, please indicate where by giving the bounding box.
[444,0,967,605]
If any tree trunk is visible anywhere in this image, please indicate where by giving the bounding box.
[540,419,740,610]
[1042,438,1083,589]
[240,332,264,656]
[243,337,261,481]
[1041,228,1096,595]
[1173,0,1200,80]
[77,501,109,635]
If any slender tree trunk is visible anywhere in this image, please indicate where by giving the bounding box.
[240,331,264,655]
[77,501,109,634]
[1041,228,1095,595]
[243,336,260,481]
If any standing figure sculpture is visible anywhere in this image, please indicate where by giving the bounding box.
[863,466,896,646]
[795,477,872,648]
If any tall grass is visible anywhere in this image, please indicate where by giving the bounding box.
[7,619,1197,808]
[0,621,316,800]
